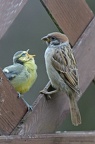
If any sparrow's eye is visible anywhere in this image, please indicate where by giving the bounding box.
[51,37,55,40]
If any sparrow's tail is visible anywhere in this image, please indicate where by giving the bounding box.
[69,94,81,126]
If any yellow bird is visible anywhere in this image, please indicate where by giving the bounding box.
[3,49,37,110]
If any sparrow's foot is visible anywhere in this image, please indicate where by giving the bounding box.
[40,81,59,99]
[22,98,33,111]
[40,89,51,99]
[40,89,58,95]
[40,89,59,100]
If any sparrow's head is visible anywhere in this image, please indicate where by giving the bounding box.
[13,49,35,64]
[41,32,69,46]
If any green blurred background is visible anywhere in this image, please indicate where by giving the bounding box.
[0,0,95,131]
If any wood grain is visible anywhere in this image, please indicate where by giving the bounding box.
[1,132,95,144]
[0,0,94,137]
[0,69,27,135]
[41,0,94,45]
[0,0,28,40]
[12,17,95,135]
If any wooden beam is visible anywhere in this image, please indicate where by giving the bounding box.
[0,69,27,135]
[12,17,95,135]
[0,132,95,144]
[0,0,28,39]
[0,0,94,136]
[40,0,94,45]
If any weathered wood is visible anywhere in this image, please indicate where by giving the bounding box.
[40,0,94,45]
[12,17,95,136]
[0,132,95,144]
[0,69,27,135]
[0,0,94,137]
[0,0,28,39]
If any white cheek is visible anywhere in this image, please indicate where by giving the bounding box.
[3,68,9,73]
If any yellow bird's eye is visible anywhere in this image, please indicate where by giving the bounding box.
[21,53,26,57]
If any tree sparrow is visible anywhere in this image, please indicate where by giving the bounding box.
[41,32,81,126]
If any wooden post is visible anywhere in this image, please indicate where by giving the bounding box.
[0,69,27,135]
[41,0,94,45]
[0,0,29,135]
[0,0,95,142]
[0,0,28,39]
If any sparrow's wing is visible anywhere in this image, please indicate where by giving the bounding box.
[51,44,80,94]
[3,63,24,80]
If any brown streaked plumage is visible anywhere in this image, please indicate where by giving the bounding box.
[41,32,81,126]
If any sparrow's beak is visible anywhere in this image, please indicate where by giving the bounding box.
[41,36,50,43]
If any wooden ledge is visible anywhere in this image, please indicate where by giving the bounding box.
[0,131,95,144]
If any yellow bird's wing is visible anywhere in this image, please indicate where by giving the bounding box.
[3,63,24,80]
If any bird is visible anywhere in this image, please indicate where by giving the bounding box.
[3,49,37,110]
[41,32,81,126]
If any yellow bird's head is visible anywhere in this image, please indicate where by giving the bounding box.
[13,49,35,64]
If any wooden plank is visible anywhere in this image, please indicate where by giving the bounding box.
[40,0,94,45]
[0,69,27,135]
[12,17,95,135]
[0,0,28,39]
[0,132,95,144]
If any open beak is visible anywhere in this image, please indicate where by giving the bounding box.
[26,49,35,59]
[28,54,35,59]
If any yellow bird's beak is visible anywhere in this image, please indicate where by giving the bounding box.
[26,49,36,59]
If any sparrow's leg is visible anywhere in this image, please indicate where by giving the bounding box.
[40,81,58,94]
[40,81,59,99]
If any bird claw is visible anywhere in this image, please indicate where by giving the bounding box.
[27,105,33,111]
[40,89,48,94]
[17,92,23,98]
[46,95,52,100]
[40,90,51,100]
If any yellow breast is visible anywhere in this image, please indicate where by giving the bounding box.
[14,75,36,94]
[11,60,37,94]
